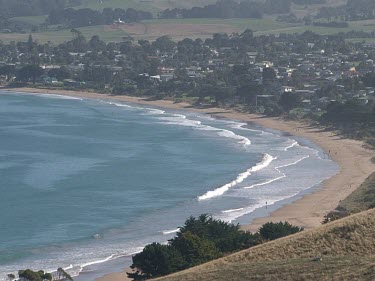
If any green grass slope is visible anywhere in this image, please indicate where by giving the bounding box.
[156,208,375,281]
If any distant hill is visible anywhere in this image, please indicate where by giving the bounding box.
[156,208,375,281]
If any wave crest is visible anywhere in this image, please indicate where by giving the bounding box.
[198,154,275,201]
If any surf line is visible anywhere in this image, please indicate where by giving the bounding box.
[244,155,310,190]
[198,154,275,201]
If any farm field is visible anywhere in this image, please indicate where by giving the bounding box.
[76,0,217,13]
[1,17,375,44]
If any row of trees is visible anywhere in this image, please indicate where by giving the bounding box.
[317,0,375,21]
[128,215,303,280]
[0,0,81,18]
[159,0,291,19]
[47,7,153,27]
[322,100,375,141]
[7,268,73,281]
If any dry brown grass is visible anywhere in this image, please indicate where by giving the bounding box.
[157,209,375,281]
[339,172,375,213]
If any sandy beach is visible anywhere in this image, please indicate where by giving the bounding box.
[4,88,375,281]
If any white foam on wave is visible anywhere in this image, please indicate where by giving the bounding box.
[106,101,252,148]
[220,176,326,222]
[244,155,310,189]
[230,122,266,134]
[144,108,166,115]
[244,175,286,190]
[157,115,202,127]
[37,93,83,100]
[198,154,275,201]
[161,228,180,235]
[157,114,252,146]
[283,140,299,151]
[217,129,251,146]
[64,264,74,270]
[222,208,244,213]
[230,122,275,136]
[218,201,269,223]
[66,246,144,278]
[108,102,135,109]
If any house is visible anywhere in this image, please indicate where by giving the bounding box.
[63,79,85,87]
[281,86,295,94]
[42,76,58,84]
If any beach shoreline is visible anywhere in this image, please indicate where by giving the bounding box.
[3,87,375,281]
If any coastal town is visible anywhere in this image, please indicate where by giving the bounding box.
[1,0,375,281]
[1,28,374,145]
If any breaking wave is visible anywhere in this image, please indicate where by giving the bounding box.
[198,154,275,201]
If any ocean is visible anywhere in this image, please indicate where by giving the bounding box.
[0,91,339,280]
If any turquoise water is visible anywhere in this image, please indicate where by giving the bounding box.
[0,92,339,279]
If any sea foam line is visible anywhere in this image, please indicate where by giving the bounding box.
[222,208,244,213]
[198,154,275,201]
[67,247,145,278]
[217,129,251,146]
[107,101,252,148]
[161,228,180,235]
[35,93,83,100]
[284,140,299,151]
[244,155,310,189]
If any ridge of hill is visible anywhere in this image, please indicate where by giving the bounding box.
[156,208,375,281]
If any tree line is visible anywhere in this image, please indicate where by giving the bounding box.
[7,267,73,281]
[47,7,153,27]
[0,0,81,18]
[159,0,292,19]
[317,0,375,21]
[128,215,303,280]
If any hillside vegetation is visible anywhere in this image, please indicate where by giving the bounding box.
[156,209,375,281]
[339,173,375,213]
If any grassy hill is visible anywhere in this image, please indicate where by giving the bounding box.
[339,173,375,214]
[156,208,375,281]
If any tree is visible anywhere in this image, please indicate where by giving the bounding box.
[6,274,15,281]
[69,28,87,52]
[48,66,72,81]
[128,243,185,279]
[172,231,221,267]
[152,36,176,53]
[16,65,43,84]
[278,92,301,112]
[259,221,303,240]
[18,269,42,281]
[89,35,106,52]
[262,67,277,84]
[0,65,16,81]
[171,214,260,253]
[56,267,73,281]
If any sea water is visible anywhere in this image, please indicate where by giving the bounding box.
[0,92,339,280]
